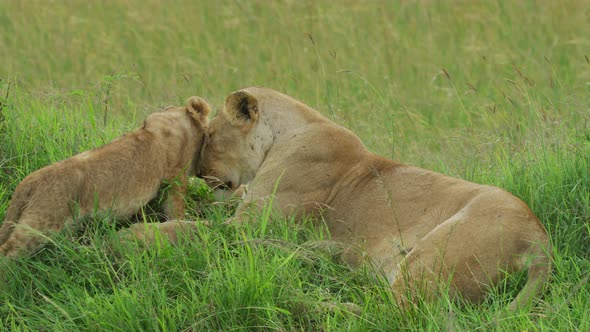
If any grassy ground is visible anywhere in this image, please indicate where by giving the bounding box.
[1,0,589,330]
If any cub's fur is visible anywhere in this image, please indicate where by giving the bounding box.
[0,97,210,258]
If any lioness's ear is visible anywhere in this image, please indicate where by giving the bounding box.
[186,96,211,125]
[225,90,258,123]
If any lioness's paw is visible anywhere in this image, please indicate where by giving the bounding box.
[233,184,248,199]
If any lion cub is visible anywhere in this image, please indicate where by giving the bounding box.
[0,97,211,258]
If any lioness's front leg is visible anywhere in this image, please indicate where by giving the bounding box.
[222,182,320,225]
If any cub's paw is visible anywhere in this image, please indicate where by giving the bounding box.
[115,220,209,248]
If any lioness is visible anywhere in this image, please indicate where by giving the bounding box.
[136,87,551,309]
[194,87,551,309]
[0,97,210,258]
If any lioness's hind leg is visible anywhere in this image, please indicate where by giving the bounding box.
[390,214,538,307]
[390,248,448,309]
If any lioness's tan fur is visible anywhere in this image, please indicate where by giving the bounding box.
[128,87,551,309]
[195,87,551,309]
[0,97,210,258]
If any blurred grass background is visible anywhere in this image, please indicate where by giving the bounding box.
[0,0,589,330]
[1,0,588,168]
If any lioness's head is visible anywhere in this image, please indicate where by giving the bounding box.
[199,87,320,198]
[199,88,286,197]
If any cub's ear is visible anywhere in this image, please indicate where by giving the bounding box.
[224,90,259,124]
[186,96,211,125]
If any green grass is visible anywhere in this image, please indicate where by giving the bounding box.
[1,0,589,330]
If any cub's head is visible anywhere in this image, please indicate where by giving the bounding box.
[144,96,211,173]
[198,88,274,197]
[146,96,211,133]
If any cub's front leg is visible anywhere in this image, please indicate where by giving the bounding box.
[161,174,189,220]
[116,220,209,247]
